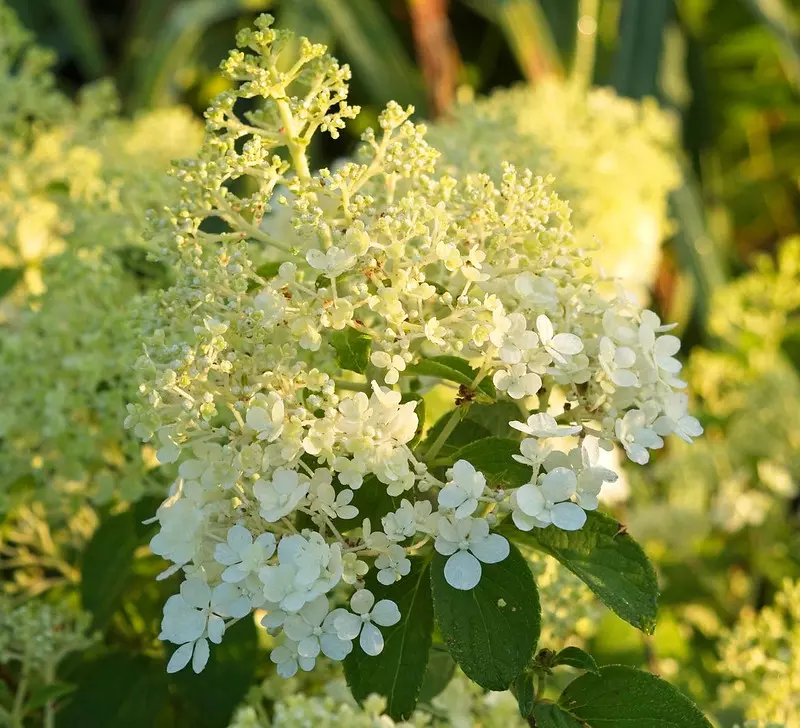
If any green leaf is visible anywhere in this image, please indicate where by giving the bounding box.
[430,541,540,691]
[613,0,671,99]
[465,401,520,439]
[81,509,150,628]
[344,558,434,720]
[57,655,169,728]
[0,267,23,299]
[330,326,371,373]
[345,474,399,530]
[553,646,600,674]
[406,355,496,401]
[499,511,659,633]
[46,0,107,78]
[532,703,584,728]
[558,665,713,727]
[423,412,492,459]
[25,682,76,712]
[418,646,457,703]
[513,672,535,718]
[171,617,259,728]
[449,437,531,488]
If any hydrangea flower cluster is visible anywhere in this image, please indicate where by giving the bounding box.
[718,579,800,727]
[0,1,202,507]
[427,81,681,299]
[127,15,700,676]
[626,237,800,542]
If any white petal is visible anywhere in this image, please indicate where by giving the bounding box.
[611,369,638,387]
[227,524,253,552]
[444,551,482,590]
[180,578,211,609]
[515,484,545,517]
[438,485,466,510]
[166,643,194,673]
[276,659,298,679]
[191,638,210,673]
[214,543,241,567]
[334,611,363,640]
[221,565,248,583]
[654,335,680,357]
[371,599,401,627]
[469,534,510,564]
[359,622,384,656]
[536,314,553,342]
[207,614,225,644]
[320,633,352,661]
[350,589,375,615]
[551,333,583,355]
[284,615,314,641]
[297,636,321,659]
[434,536,459,556]
[301,595,330,626]
[541,467,577,502]
[550,502,587,531]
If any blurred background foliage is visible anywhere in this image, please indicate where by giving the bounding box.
[3,1,800,726]
[9,0,800,336]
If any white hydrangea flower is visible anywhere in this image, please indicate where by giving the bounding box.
[270,638,316,678]
[254,469,310,523]
[333,589,401,656]
[492,364,542,400]
[214,525,276,583]
[435,516,510,590]
[370,351,407,385]
[259,534,343,612]
[160,578,250,673]
[653,392,703,443]
[535,314,583,364]
[510,413,582,438]
[282,595,353,661]
[615,409,664,464]
[512,467,587,531]
[375,544,412,585]
[438,460,487,519]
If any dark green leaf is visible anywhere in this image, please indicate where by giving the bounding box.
[613,0,671,99]
[418,646,457,703]
[449,437,531,488]
[513,672,535,718]
[532,703,584,728]
[171,617,259,728]
[81,509,149,628]
[558,665,713,727]
[422,412,492,459]
[25,682,76,712]
[0,267,23,298]
[57,655,169,728]
[330,326,371,373]
[430,541,540,690]
[345,558,434,720]
[405,355,496,400]
[499,511,659,633]
[553,646,600,674]
[46,0,107,77]
[345,474,400,530]
[465,401,520,439]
